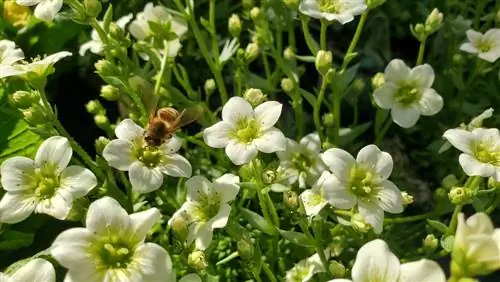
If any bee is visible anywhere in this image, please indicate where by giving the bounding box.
[144,106,202,147]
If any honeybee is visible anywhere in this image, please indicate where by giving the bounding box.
[144,106,202,147]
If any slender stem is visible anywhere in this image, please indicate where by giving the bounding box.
[154,42,171,98]
[416,37,427,65]
[262,53,273,90]
[119,171,134,208]
[333,89,341,145]
[320,20,328,50]
[340,11,368,70]
[314,78,328,142]
[264,192,280,228]
[258,190,274,227]
[375,118,392,145]
[298,219,331,276]
[448,205,463,234]
[384,211,439,224]
[486,192,500,214]
[262,263,278,282]
[300,18,319,55]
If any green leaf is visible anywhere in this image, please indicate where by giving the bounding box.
[278,230,315,247]
[427,219,449,234]
[240,208,277,236]
[0,230,34,250]
[251,239,262,277]
[332,63,360,96]
[338,122,372,147]
[299,88,317,107]
[440,235,454,252]
[102,4,113,33]
[247,72,274,93]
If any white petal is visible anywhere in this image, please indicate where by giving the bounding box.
[203,121,232,148]
[373,83,397,109]
[391,105,420,128]
[161,154,192,178]
[33,0,62,21]
[130,208,161,242]
[276,138,301,161]
[160,135,183,154]
[322,173,356,209]
[86,196,132,236]
[399,259,446,282]
[186,175,212,202]
[194,223,213,250]
[459,153,496,177]
[385,59,411,84]
[459,42,479,54]
[37,51,72,65]
[472,127,500,141]
[351,239,400,282]
[134,243,174,282]
[60,166,97,198]
[10,258,55,282]
[129,162,164,194]
[209,203,231,229]
[78,41,102,56]
[213,174,240,203]
[442,129,474,154]
[356,144,393,181]
[225,141,258,165]
[479,48,500,63]
[115,119,145,141]
[102,140,135,171]
[129,20,148,40]
[0,156,36,192]
[51,228,96,270]
[417,88,443,116]
[0,65,27,78]
[466,29,483,46]
[254,101,282,130]
[35,189,72,220]
[35,136,72,173]
[300,189,328,217]
[222,96,254,124]
[15,0,42,6]
[300,133,322,155]
[0,192,37,223]
[376,180,404,213]
[254,127,287,153]
[116,13,133,28]
[320,148,355,181]
[358,201,384,234]
[63,269,104,282]
[410,64,435,89]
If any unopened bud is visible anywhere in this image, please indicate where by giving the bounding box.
[281,78,295,93]
[283,190,299,210]
[100,85,119,101]
[315,50,332,75]
[469,108,494,129]
[94,114,110,129]
[262,170,276,185]
[425,8,443,34]
[371,72,385,89]
[442,174,459,189]
[95,136,109,154]
[284,46,295,60]
[351,213,371,233]
[22,105,49,125]
[84,0,102,18]
[170,213,189,240]
[323,113,335,127]
[448,187,472,205]
[86,100,104,115]
[95,59,119,77]
[401,191,414,205]
[414,23,425,34]
[188,250,208,270]
[244,88,267,106]
[453,54,464,65]
[434,187,447,201]
[283,0,299,9]
[245,43,260,62]
[329,260,346,278]
[242,0,254,9]
[228,14,241,37]
[109,22,125,40]
[423,234,438,253]
[325,68,336,84]
[250,7,262,22]
[237,237,253,260]
[10,90,39,109]
[204,78,216,96]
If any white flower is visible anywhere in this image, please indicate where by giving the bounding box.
[277,133,325,188]
[285,251,328,282]
[299,0,367,25]
[0,136,97,223]
[320,144,403,233]
[0,39,25,78]
[299,171,329,217]
[219,38,239,65]
[51,196,175,282]
[79,14,133,56]
[103,119,192,194]
[169,174,240,250]
[443,128,500,180]
[16,0,62,21]
[460,29,500,62]
[373,59,444,128]
[452,212,500,276]
[467,108,494,130]
[0,258,55,282]
[2,51,72,79]
[329,239,446,282]
[203,96,287,165]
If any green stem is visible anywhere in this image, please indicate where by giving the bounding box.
[448,204,463,234]
[384,211,438,224]
[119,171,134,208]
[341,11,368,70]
[375,117,392,145]
[298,219,330,276]
[320,20,328,50]
[333,89,341,145]
[258,191,274,228]
[262,53,273,90]
[416,37,427,65]
[301,18,319,55]
[314,78,328,142]
[262,263,278,282]
[264,192,280,228]
[153,42,171,98]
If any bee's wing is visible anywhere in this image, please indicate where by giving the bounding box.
[172,104,203,130]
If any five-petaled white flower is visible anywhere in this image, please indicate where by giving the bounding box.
[79,14,134,56]
[373,59,444,128]
[0,136,97,223]
[328,239,446,282]
[320,144,403,233]
[0,39,25,78]
[203,96,287,165]
[169,174,240,250]
[460,28,500,63]
[16,0,62,22]
[285,250,329,282]
[277,132,325,189]
[299,0,367,25]
[0,258,56,282]
[443,128,500,180]
[0,50,72,80]
[51,196,175,282]
[451,212,500,277]
[103,119,192,194]
[299,171,329,217]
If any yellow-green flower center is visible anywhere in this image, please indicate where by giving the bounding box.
[307,192,324,206]
[477,38,493,53]
[291,152,311,172]
[473,141,500,165]
[230,118,262,144]
[318,0,344,13]
[95,235,134,269]
[135,146,163,168]
[195,196,221,222]
[34,164,60,199]
[394,81,422,106]
[348,165,376,198]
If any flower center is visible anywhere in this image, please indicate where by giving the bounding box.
[318,0,344,13]
[291,152,311,172]
[394,81,422,106]
[34,164,60,199]
[477,38,492,52]
[288,261,314,281]
[473,141,500,165]
[95,235,134,269]
[348,165,376,198]
[135,146,163,168]
[230,118,262,144]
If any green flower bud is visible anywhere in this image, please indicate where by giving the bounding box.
[283,0,299,9]
[22,105,50,125]
[325,68,337,84]
[237,236,253,260]
[245,42,260,62]
[188,250,208,270]
[453,54,464,65]
[401,191,414,205]
[228,14,241,38]
[284,46,295,60]
[86,100,104,115]
[442,174,459,189]
[170,213,189,240]
[367,0,386,10]
[204,78,216,96]
[283,190,299,210]
[84,0,102,18]
[109,22,125,40]
[315,50,332,75]
[425,8,443,35]
[95,59,120,77]
[10,90,39,109]
[242,0,254,10]
[448,186,472,205]
[94,115,110,129]
[423,234,438,253]
[250,7,262,22]
[329,260,346,278]
[100,85,119,101]
[322,141,334,150]
[262,170,276,185]
[371,72,385,90]
[280,77,295,93]
[323,113,335,127]
[434,187,447,200]
[414,23,425,34]
[351,213,371,233]
[95,136,110,155]
[244,88,267,106]
[65,197,90,222]
[329,236,345,256]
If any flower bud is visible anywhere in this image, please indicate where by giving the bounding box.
[323,113,335,127]
[315,50,332,76]
[448,187,472,205]
[262,170,276,185]
[401,191,414,205]
[425,8,443,34]
[228,14,241,38]
[204,78,216,96]
[109,22,125,40]
[351,213,371,233]
[94,114,110,129]
[250,7,262,22]
[100,85,119,101]
[371,72,385,89]
[244,88,267,106]
[284,46,295,60]
[468,108,494,130]
[423,234,438,253]
[329,260,346,278]
[170,213,189,240]
[329,236,345,256]
[22,105,50,125]
[325,68,337,84]
[280,78,295,93]
[95,59,120,77]
[283,190,299,210]
[245,43,260,62]
[188,250,208,270]
[10,90,39,109]
[453,54,464,65]
[86,100,104,115]
[434,187,447,200]
[442,174,459,189]
[95,136,109,155]
[242,0,254,9]
[367,0,386,10]
[237,236,254,260]
[414,23,425,34]
[84,0,102,18]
